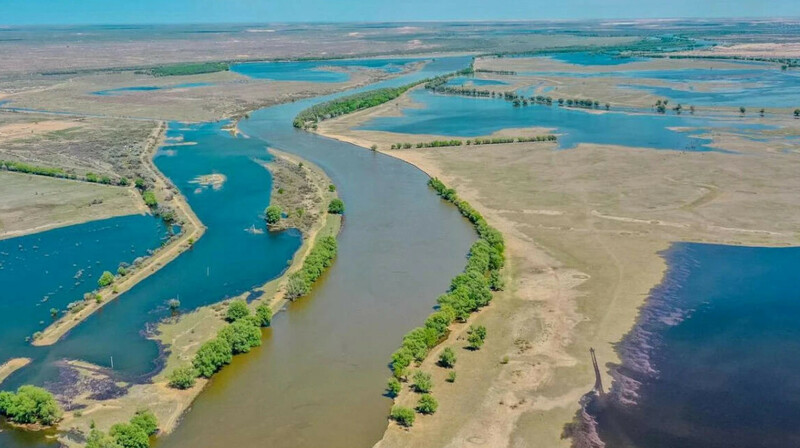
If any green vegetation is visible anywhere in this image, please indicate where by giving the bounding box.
[0,160,68,179]
[168,366,197,390]
[390,406,416,427]
[98,411,157,448]
[129,410,158,437]
[218,318,262,354]
[86,429,122,448]
[390,135,556,150]
[386,378,402,397]
[412,371,433,393]
[327,198,345,214]
[389,177,504,379]
[293,66,473,129]
[255,304,273,327]
[285,236,338,300]
[141,190,158,208]
[192,338,233,378]
[109,423,149,448]
[446,371,457,383]
[438,347,457,368]
[467,325,487,350]
[265,205,283,225]
[416,394,438,415]
[145,62,229,77]
[98,271,115,288]
[0,385,62,426]
[328,184,336,192]
[225,300,250,322]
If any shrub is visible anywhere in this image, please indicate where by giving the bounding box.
[168,366,197,390]
[218,318,262,354]
[0,385,62,426]
[328,184,336,192]
[328,198,345,214]
[412,371,432,393]
[285,273,310,300]
[86,429,122,448]
[390,406,415,427]
[98,271,115,288]
[255,304,272,327]
[386,378,401,397]
[141,190,157,208]
[447,371,457,383]
[109,422,149,448]
[438,347,457,368]
[416,394,438,414]
[130,409,158,436]
[225,300,250,322]
[193,338,233,378]
[468,325,487,350]
[265,205,282,224]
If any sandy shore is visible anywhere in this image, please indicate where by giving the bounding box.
[0,358,32,386]
[33,122,206,347]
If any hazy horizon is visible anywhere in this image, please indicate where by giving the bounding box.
[1,0,799,26]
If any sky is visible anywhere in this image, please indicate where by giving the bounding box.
[1,0,799,25]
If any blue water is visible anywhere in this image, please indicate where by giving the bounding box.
[446,76,508,87]
[92,83,212,95]
[230,58,426,82]
[548,52,644,66]
[0,216,169,363]
[590,243,800,448]
[357,89,768,152]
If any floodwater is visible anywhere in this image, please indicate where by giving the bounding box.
[231,58,427,83]
[92,83,212,95]
[588,243,800,448]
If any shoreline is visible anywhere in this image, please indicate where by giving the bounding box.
[33,121,207,347]
[55,147,341,445]
[0,358,32,386]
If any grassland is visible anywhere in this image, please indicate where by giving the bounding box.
[0,171,145,239]
[312,66,800,448]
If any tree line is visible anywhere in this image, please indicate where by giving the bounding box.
[424,83,610,112]
[389,135,557,150]
[0,160,130,186]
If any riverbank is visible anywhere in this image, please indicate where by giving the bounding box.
[313,94,800,447]
[0,358,32,386]
[54,149,341,446]
[33,122,206,347]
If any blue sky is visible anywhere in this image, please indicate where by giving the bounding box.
[1,0,799,25]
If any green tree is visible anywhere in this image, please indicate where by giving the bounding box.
[265,205,282,224]
[438,347,457,368]
[225,300,250,322]
[285,274,309,300]
[412,371,432,393]
[416,394,438,415]
[390,406,415,427]
[255,304,272,327]
[168,366,197,390]
[130,409,158,436]
[193,338,233,378]
[386,378,401,398]
[86,429,122,448]
[98,271,115,288]
[467,325,487,350]
[328,184,336,192]
[446,371,457,383]
[141,190,157,208]
[328,198,345,214]
[218,319,262,354]
[0,385,62,425]
[109,422,149,448]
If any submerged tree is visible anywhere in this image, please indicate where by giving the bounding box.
[265,205,282,225]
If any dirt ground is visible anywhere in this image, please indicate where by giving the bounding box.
[315,84,800,448]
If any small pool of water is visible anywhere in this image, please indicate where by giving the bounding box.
[446,76,508,87]
[92,83,213,96]
[547,52,645,66]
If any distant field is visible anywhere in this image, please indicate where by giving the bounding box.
[0,171,143,239]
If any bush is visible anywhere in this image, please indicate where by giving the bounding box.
[438,347,457,368]
[328,198,345,214]
[285,236,338,300]
[225,300,250,322]
[0,385,62,425]
[416,394,438,414]
[265,205,282,224]
[193,338,233,378]
[168,366,197,390]
[109,422,149,448]
[255,304,272,327]
[412,371,432,393]
[386,378,401,397]
[130,409,158,436]
[218,318,262,354]
[467,325,487,350]
[98,271,115,288]
[86,429,122,448]
[447,371,457,383]
[390,406,415,427]
[141,190,157,208]
[285,273,310,300]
